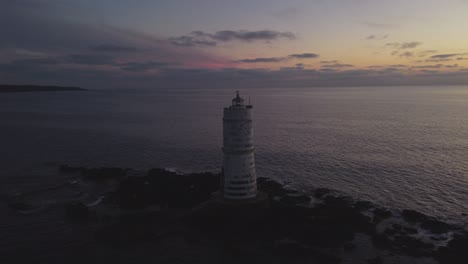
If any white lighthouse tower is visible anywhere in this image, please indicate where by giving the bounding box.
[222,91,257,199]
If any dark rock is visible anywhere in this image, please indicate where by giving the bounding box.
[80,168,458,262]
[323,195,354,208]
[8,202,35,211]
[59,165,85,173]
[66,202,89,221]
[421,219,450,234]
[343,242,356,251]
[393,235,433,257]
[367,256,383,264]
[372,233,393,250]
[95,219,155,245]
[279,194,311,205]
[354,200,374,211]
[81,167,129,181]
[430,235,445,241]
[314,188,333,199]
[273,240,309,257]
[273,240,341,264]
[402,209,430,223]
[385,224,418,235]
[372,208,392,223]
[258,177,293,197]
[112,168,219,209]
[436,232,468,264]
[384,227,398,236]
[374,224,434,257]
[402,226,418,235]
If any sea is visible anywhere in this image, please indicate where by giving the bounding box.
[0,86,467,260]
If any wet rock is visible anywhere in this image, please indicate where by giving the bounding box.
[273,240,341,264]
[8,202,35,211]
[372,233,393,250]
[66,202,89,221]
[421,219,450,234]
[257,177,293,197]
[354,200,374,211]
[430,235,445,241]
[279,194,311,205]
[386,224,417,235]
[402,209,430,223]
[436,231,468,264]
[95,218,156,245]
[79,167,459,262]
[372,208,392,223]
[393,235,434,257]
[343,242,356,251]
[384,227,399,236]
[367,256,383,264]
[323,195,354,208]
[59,165,85,173]
[314,188,333,199]
[81,167,129,181]
[402,226,418,235]
[113,169,219,209]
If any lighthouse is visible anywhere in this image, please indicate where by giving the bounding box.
[222,91,257,199]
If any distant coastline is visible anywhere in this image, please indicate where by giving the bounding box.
[0,84,86,93]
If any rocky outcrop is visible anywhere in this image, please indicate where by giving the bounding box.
[58,166,466,263]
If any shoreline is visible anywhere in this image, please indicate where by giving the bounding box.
[0,84,86,93]
[5,165,466,263]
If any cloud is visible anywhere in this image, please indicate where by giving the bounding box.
[4,59,468,89]
[1,54,117,68]
[169,35,217,47]
[366,34,388,40]
[170,30,296,47]
[399,52,414,58]
[238,57,286,63]
[280,63,306,71]
[288,53,319,59]
[419,69,439,74]
[320,61,353,68]
[430,54,459,59]
[238,52,319,63]
[0,5,236,73]
[213,30,295,41]
[417,50,438,57]
[413,64,443,69]
[386,42,422,49]
[90,44,140,52]
[118,61,173,72]
[65,54,115,65]
[400,42,422,49]
[422,54,463,63]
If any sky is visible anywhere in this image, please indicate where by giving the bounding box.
[1,0,468,89]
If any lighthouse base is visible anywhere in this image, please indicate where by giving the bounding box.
[210,191,269,208]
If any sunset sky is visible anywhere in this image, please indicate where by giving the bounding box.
[2,0,468,89]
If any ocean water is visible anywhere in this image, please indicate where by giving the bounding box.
[1,86,467,256]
